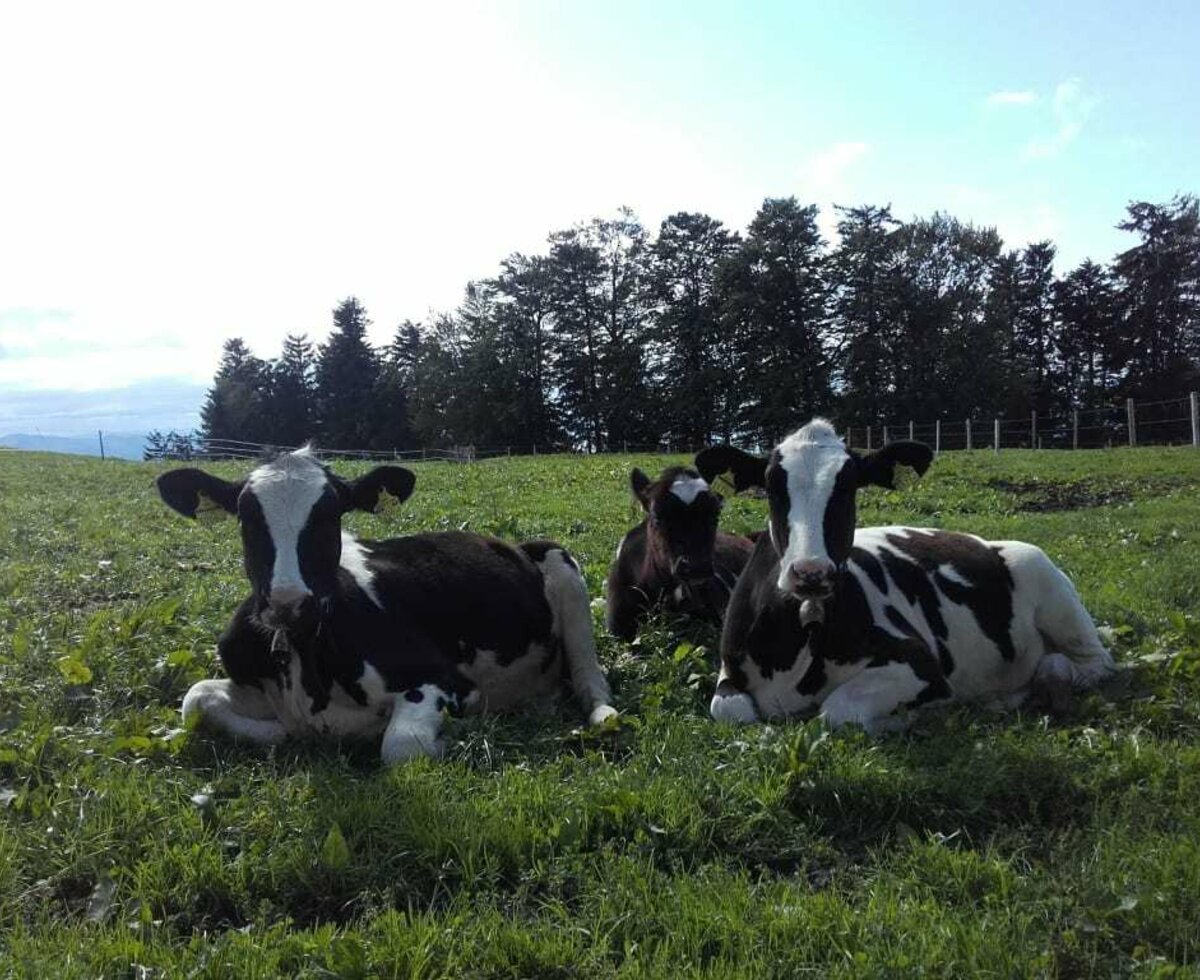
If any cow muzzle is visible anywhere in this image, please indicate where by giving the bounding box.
[674,556,715,584]
[261,586,317,630]
[781,557,836,599]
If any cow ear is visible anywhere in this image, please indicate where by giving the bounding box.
[343,466,416,513]
[630,468,652,509]
[855,441,934,490]
[157,468,243,521]
[694,446,767,492]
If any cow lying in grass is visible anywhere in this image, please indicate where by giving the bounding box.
[157,449,616,762]
[605,466,754,641]
[695,419,1114,731]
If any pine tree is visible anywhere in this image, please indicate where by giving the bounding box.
[1113,195,1200,399]
[268,333,317,446]
[828,204,901,425]
[315,297,381,449]
[199,338,271,449]
[719,197,830,445]
[650,212,739,447]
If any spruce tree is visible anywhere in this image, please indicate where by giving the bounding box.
[315,297,380,450]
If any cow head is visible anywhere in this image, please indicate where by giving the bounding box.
[157,448,414,628]
[630,465,724,586]
[696,419,932,620]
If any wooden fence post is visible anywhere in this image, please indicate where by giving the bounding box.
[1073,410,1079,450]
[866,426,873,451]
[966,418,972,451]
[994,419,1001,453]
[1031,411,1037,449]
[1127,398,1136,447]
[909,420,915,440]
[935,420,941,455]
[883,425,889,446]
[845,428,852,448]
[1191,392,1199,447]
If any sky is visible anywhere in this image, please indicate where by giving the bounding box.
[1,0,1197,436]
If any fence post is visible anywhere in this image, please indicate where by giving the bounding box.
[935,420,941,455]
[1191,392,1199,447]
[883,425,889,446]
[994,419,1001,453]
[1073,410,1079,450]
[966,418,972,451]
[909,420,915,440]
[866,425,873,451]
[1127,398,1137,447]
[98,430,105,461]
[845,427,852,448]
[1031,411,1037,449]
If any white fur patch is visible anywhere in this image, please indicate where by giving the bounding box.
[340,533,383,608]
[669,476,709,505]
[247,451,328,598]
[381,684,447,763]
[819,662,927,732]
[710,690,759,724]
[775,420,850,592]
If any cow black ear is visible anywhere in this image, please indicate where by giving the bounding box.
[630,468,652,509]
[344,466,416,513]
[694,446,768,492]
[157,468,243,521]
[855,441,934,490]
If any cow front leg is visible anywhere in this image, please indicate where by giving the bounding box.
[818,662,940,735]
[538,548,618,725]
[380,685,449,763]
[182,679,287,744]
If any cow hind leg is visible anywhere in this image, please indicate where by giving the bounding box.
[1031,557,1115,691]
[818,663,937,735]
[182,679,287,745]
[380,685,448,763]
[533,547,618,726]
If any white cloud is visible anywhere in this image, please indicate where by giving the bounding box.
[986,90,1038,106]
[1022,78,1098,161]
[796,142,871,241]
[0,1,763,405]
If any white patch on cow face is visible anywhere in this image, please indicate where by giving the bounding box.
[773,420,850,593]
[340,533,383,608]
[246,451,329,601]
[669,476,709,505]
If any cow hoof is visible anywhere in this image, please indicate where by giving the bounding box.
[381,728,445,764]
[588,704,619,726]
[710,691,758,724]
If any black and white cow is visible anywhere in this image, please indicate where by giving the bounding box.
[156,448,616,762]
[605,466,754,641]
[695,419,1114,732]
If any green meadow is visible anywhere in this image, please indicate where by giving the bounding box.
[1,446,1199,978]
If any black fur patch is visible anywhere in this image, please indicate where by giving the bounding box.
[850,547,888,594]
[884,529,1016,661]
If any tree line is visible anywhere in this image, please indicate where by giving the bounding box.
[177,193,1199,457]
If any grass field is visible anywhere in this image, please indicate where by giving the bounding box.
[1,446,1199,978]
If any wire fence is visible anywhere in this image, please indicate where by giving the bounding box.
[845,393,1200,453]
[59,391,1200,462]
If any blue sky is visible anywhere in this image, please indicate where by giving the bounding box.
[0,0,1196,436]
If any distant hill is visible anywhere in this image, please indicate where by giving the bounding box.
[0,432,148,460]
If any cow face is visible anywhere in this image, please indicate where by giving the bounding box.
[631,466,724,585]
[157,450,414,627]
[696,420,932,611]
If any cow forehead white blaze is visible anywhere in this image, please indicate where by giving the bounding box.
[775,419,849,587]
[247,450,329,597]
[669,476,709,505]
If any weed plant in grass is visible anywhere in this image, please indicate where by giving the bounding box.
[1,447,1199,976]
